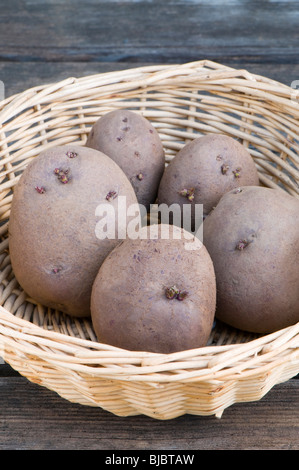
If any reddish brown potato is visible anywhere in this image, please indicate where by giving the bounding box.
[86,109,165,211]
[203,186,299,333]
[91,224,216,353]
[9,144,140,318]
[158,134,259,228]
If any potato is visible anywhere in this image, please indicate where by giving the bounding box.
[203,186,299,333]
[9,144,140,318]
[86,109,165,211]
[91,224,216,353]
[158,134,259,229]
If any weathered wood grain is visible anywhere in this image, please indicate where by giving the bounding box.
[0,1,299,64]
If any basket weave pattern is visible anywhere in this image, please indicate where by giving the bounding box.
[0,61,298,419]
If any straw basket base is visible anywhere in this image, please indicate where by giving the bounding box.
[0,60,298,419]
[1,307,298,419]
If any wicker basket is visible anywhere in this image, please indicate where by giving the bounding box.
[0,60,298,420]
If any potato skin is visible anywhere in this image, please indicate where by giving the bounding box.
[203,186,299,333]
[91,224,216,353]
[158,134,259,227]
[9,145,140,318]
[86,110,165,211]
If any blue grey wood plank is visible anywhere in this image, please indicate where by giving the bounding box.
[0,1,298,63]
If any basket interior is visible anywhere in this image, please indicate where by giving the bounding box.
[0,62,298,350]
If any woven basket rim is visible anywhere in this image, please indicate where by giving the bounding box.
[2,60,299,122]
[0,305,298,380]
[0,59,298,396]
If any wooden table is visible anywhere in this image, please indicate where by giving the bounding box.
[0,0,298,451]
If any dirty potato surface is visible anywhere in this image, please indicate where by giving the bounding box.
[86,109,165,211]
[91,224,216,353]
[203,186,299,333]
[158,134,259,228]
[9,145,140,317]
